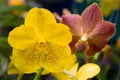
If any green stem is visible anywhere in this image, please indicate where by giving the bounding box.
[17,72,23,80]
[34,68,44,80]
[96,74,101,80]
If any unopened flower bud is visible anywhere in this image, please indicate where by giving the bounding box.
[102,44,112,54]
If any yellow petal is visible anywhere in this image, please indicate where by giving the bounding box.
[69,63,78,77]
[25,8,56,32]
[77,63,100,80]
[8,60,24,80]
[41,50,76,75]
[8,60,20,74]
[63,63,78,78]
[39,43,71,72]
[48,23,72,46]
[8,25,37,50]
[12,46,42,73]
[52,72,73,80]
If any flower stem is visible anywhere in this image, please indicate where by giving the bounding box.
[97,75,101,80]
[34,68,44,80]
[17,72,23,80]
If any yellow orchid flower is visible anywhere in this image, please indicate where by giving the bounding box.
[53,63,100,80]
[8,7,72,73]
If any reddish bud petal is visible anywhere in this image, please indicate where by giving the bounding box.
[53,12,62,22]
[102,45,112,55]
[81,3,103,34]
[62,8,72,15]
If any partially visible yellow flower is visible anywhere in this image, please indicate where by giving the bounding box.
[77,63,100,80]
[8,0,26,16]
[53,63,100,80]
[75,0,83,3]
[8,0,26,6]
[100,0,120,16]
[8,8,72,74]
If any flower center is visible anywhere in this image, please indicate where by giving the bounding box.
[36,40,48,51]
[39,41,46,47]
[39,42,44,45]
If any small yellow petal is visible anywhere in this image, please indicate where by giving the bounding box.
[68,63,78,77]
[8,61,23,80]
[63,63,78,78]
[8,60,20,74]
[8,25,37,50]
[52,72,73,80]
[77,63,100,80]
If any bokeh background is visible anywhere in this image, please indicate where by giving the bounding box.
[0,0,120,80]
